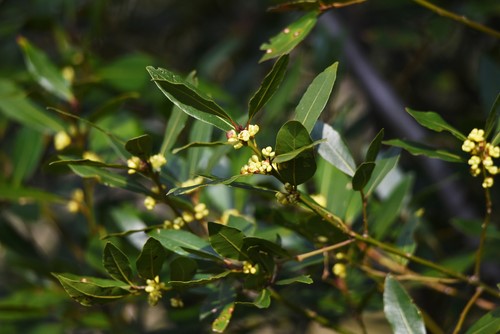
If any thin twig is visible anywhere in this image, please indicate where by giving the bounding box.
[452,287,484,334]
[474,187,492,278]
[295,239,355,262]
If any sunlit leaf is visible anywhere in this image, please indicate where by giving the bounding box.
[294,62,338,133]
[103,243,133,284]
[208,222,247,260]
[364,147,400,197]
[136,238,167,279]
[275,120,316,185]
[406,108,466,140]
[147,66,234,131]
[212,302,235,333]
[149,229,218,259]
[465,308,500,334]
[17,36,75,103]
[383,275,425,334]
[260,11,318,62]
[384,138,463,163]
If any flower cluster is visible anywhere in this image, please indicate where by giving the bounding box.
[461,128,499,188]
[163,217,185,230]
[170,297,184,308]
[149,154,167,172]
[240,155,273,175]
[127,154,167,174]
[242,261,258,275]
[275,183,299,205]
[54,131,72,151]
[144,196,156,210]
[67,189,84,213]
[226,124,260,149]
[333,253,347,278]
[145,276,166,306]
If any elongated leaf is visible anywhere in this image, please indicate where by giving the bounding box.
[237,289,271,309]
[0,79,65,133]
[485,93,500,139]
[249,55,289,121]
[208,222,247,260]
[366,129,385,162]
[52,273,130,306]
[275,275,313,285]
[295,62,338,133]
[11,127,45,187]
[314,121,356,176]
[149,229,218,258]
[160,105,189,155]
[260,11,318,62]
[17,36,75,103]
[169,271,231,288]
[212,302,235,333]
[273,139,324,163]
[384,139,463,163]
[383,275,425,334]
[352,162,376,191]
[0,185,65,203]
[167,174,255,196]
[274,120,316,185]
[364,147,400,197]
[147,66,234,131]
[125,134,152,160]
[103,243,133,284]
[227,214,256,236]
[136,238,167,279]
[169,257,197,282]
[172,141,227,154]
[406,109,466,140]
[465,308,500,334]
[50,158,126,169]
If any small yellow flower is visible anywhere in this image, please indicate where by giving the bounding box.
[194,203,209,220]
[67,189,84,213]
[54,131,71,151]
[144,196,156,210]
[127,156,142,174]
[462,128,499,188]
[262,146,275,158]
[467,128,485,142]
[149,154,167,172]
[248,124,260,137]
[333,263,346,278]
[170,297,184,308]
[242,261,258,275]
[173,217,185,230]
[482,177,494,189]
[182,211,194,223]
[145,276,166,306]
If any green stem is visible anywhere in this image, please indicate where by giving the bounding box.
[412,0,500,38]
[474,187,492,278]
[295,239,355,262]
[452,287,483,334]
[360,189,368,235]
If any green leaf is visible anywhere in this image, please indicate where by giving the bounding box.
[169,271,231,288]
[352,162,376,191]
[406,108,466,140]
[366,128,385,162]
[212,302,235,333]
[17,36,75,103]
[167,174,254,196]
[275,275,313,285]
[272,139,324,163]
[172,141,227,154]
[274,120,316,185]
[0,79,65,133]
[295,62,338,133]
[169,257,197,282]
[147,66,234,131]
[485,93,500,139]
[50,158,126,170]
[0,185,65,203]
[242,237,290,259]
[52,273,130,307]
[249,55,289,121]
[465,308,500,334]
[259,11,318,62]
[208,222,247,260]
[11,127,45,187]
[384,139,464,163]
[149,229,218,258]
[136,238,167,279]
[227,214,256,236]
[237,289,271,309]
[364,147,401,197]
[160,105,189,155]
[103,243,133,284]
[314,122,356,177]
[125,134,152,160]
[383,275,425,334]
[97,53,154,91]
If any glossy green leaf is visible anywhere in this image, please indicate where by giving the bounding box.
[125,134,152,160]
[295,62,338,133]
[275,275,313,285]
[212,302,235,333]
[314,121,356,177]
[384,275,425,334]
[103,243,133,284]
[0,79,65,133]
[259,11,318,62]
[364,147,401,197]
[352,162,376,191]
[11,127,45,187]
[465,308,500,334]
[169,271,231,288]
[243,237,290,259]
[227,214,256,236]
[149,229,217,258]
[208,222,247,260]
[136,238,167,279]
[485,93,500,139]
[52,273,130,307]
[249,55,289,121]
[237,289,271,309]
[274,120,316,185]
[167,174,262,196]
[406,108,466,140]
[366,128,385,162]
[17,36,75,103]
[147,66,234,131]
[169,257,197,282]
[172,141,227,154]
[272,139,324,163]
[384,139,463,163]
[160,105,189,155]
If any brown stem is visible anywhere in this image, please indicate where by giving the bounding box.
[452,287,484,334]
[474,187,492,278]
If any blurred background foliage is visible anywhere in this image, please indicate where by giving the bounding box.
[0,0,499,333]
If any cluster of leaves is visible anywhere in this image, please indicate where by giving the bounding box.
[1,0,499,333]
